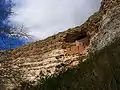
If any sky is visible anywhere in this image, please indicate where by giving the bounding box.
[0,0,27,50]
[9,0,101,40]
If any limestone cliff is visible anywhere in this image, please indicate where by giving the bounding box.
[1,0,120,90]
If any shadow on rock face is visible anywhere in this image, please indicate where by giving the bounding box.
[0,79,6,90]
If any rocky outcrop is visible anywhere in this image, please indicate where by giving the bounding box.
[100,0,120,13]
[1,0,120,90]
[90,4,120,53]
[0,48,81,90]
[23,1,120,89]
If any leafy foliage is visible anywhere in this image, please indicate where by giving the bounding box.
[0,0,29,50]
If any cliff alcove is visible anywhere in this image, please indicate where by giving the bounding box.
[1,0,120,90]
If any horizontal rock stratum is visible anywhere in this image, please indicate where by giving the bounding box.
[1,0,120,90]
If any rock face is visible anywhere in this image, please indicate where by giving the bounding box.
[26,1,120,89]
[100,0,120,13]
[90,4,120,53]
[1,0,120,90]
[0,48,81,90]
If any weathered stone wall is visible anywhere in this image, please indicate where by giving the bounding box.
[66,45,85,55]
[66,38,90,55]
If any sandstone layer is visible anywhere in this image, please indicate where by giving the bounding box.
[1,0,120,90]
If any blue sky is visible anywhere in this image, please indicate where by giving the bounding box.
[0,0,29,49]
[10,0,101,40]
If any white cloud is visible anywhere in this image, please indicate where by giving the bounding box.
[10,0,101,40]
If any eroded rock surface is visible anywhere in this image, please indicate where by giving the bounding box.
[90,5,120,53]
[1,0,120,90]
[0,48,82,89]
